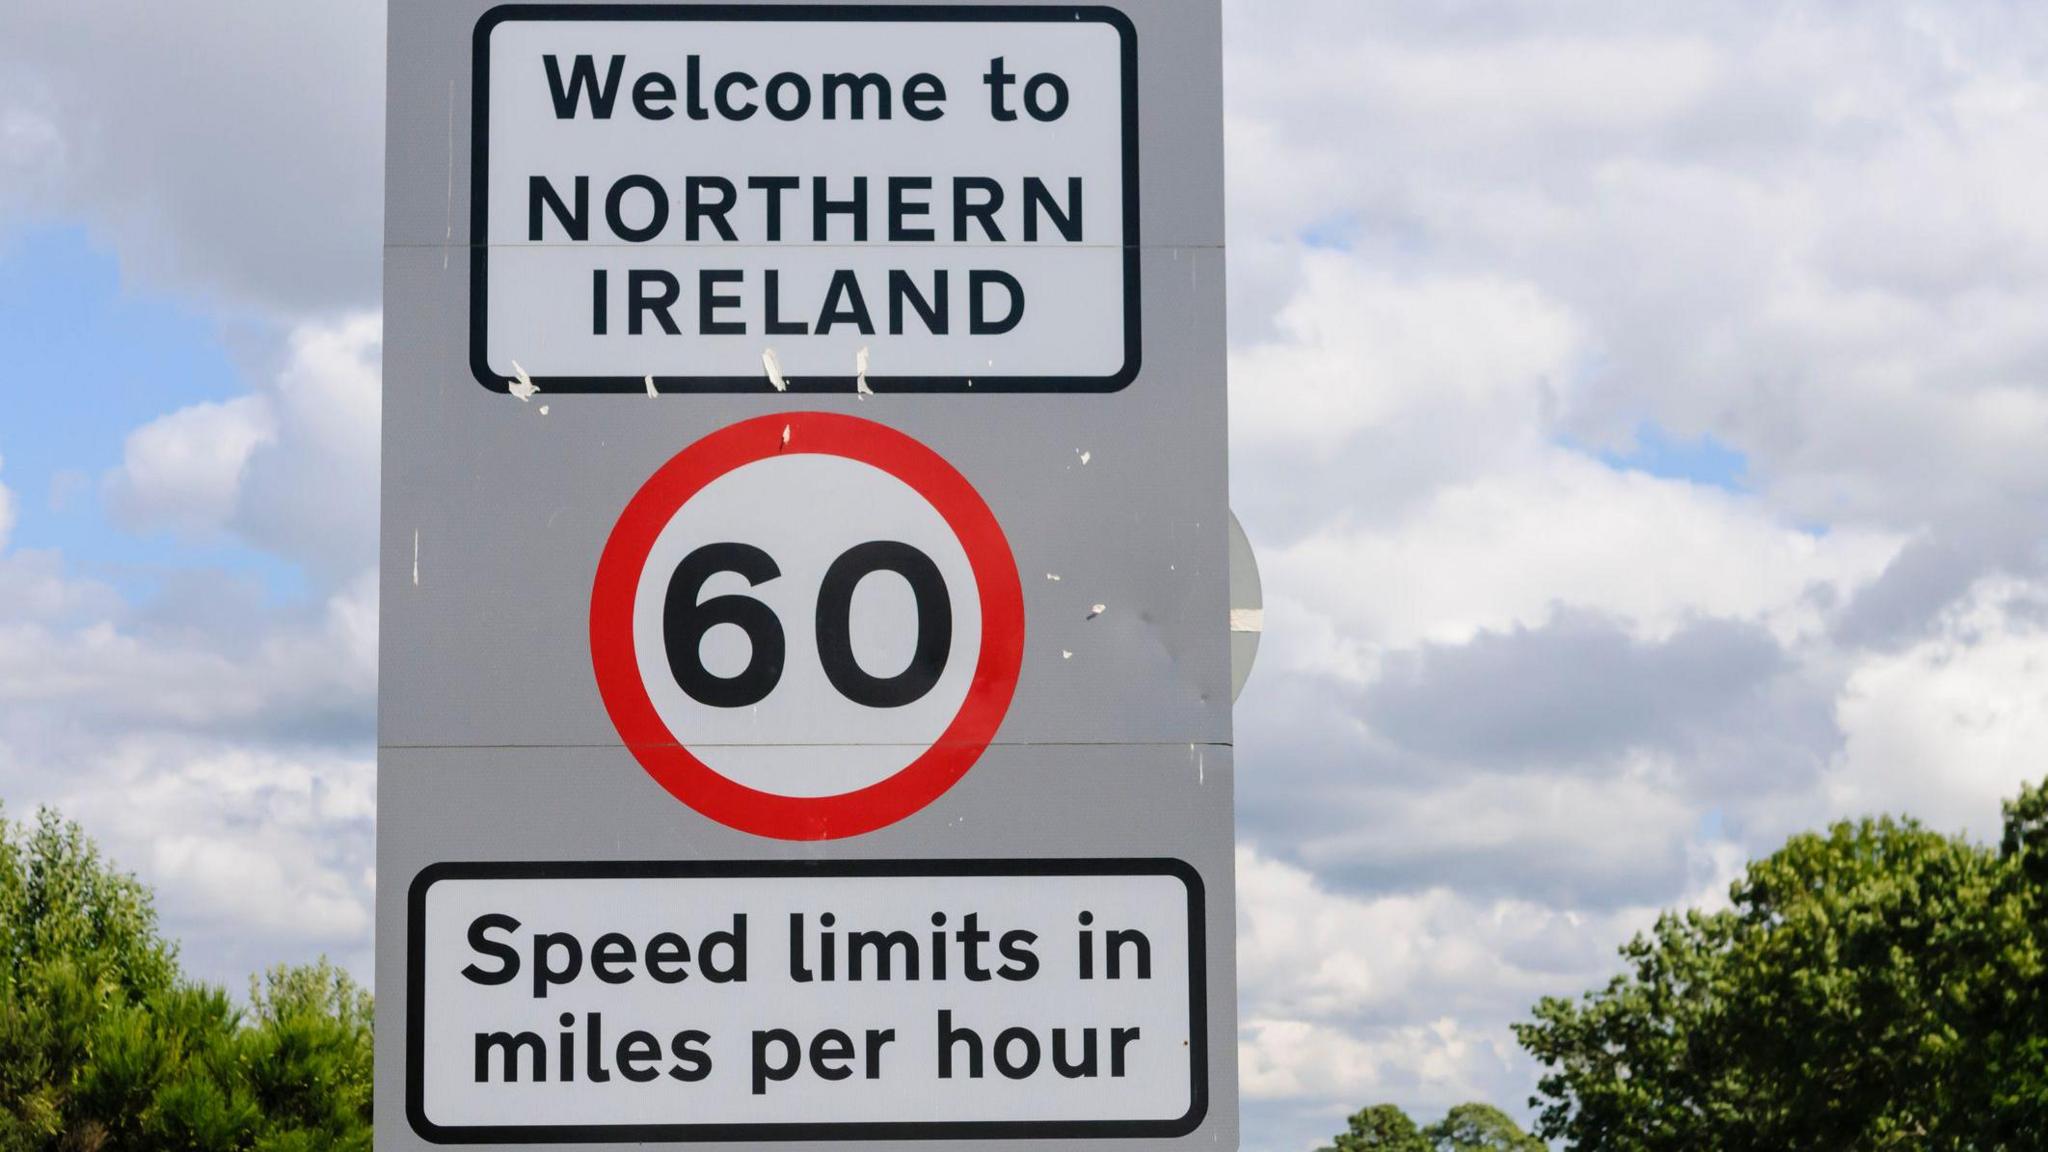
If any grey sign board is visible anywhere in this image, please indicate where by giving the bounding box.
[378,2,1232,1147]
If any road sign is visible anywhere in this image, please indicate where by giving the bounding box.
[379,2,1233,1148]
[471,5,1139,392]
[589,412,1025,839]
[407,860,1205,1142]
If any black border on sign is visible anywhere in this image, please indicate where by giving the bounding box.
[468,5,1144,394]
[405,858,1209,1143]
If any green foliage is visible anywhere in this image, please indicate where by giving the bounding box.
[1424,1103,1547,1150]
[241,961,374,1150]
[1516,777,2048,1150]
[1320,1103,1542,1152]
[0,806,372,1151]
[1320,1104,1430,1151]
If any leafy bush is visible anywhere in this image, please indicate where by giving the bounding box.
[0,808,371,1151]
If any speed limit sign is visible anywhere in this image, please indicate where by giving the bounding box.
[590,413,1025,840]
[380,1,1236,1146]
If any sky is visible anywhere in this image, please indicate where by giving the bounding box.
[6,1,2048,1148]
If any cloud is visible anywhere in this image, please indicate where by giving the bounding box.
[0,466,114,625]
[1226,1,2048,541]
[1229,252,1904,660]
[106,396,275,536]
[1242,1017,1508,1109]
[1827,574,2048,838]
[231,315,383,580]
[0,103,63,199]
[1833,520,2048,650]
[1231,258,1580,462]
[1228,257,1584,546]
[1239,608,1844,909]
[1267,449,1899,657]
[10,732,376,989]
[102,314,381,581]
[0,0,384,312]
[1236,849,1550,1130]
[0,568,375,749]
[1297,769,1724,908]
[1363,613,1803,770]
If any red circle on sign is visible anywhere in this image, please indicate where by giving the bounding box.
[590,412,1025,840]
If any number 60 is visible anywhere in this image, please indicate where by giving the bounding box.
[664,541,954,710]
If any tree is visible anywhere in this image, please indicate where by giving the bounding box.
[1423,1103,1547,1150]
[1319,1105,1430,1152]
[1516,777,2048,1151]
[239,960,375,1150]
[1319,1103,1543,1152]
[0,806,373,1150]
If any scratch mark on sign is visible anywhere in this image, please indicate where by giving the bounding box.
[507,361,539,402]
[645,374,658,398]
[1046,573,1062,582]
[1077,449,1093,466]
[443,80,454,270]
[780,423,792,450]
[1088,604,1107,620]
[856,346,873,398]
[763,348,788,392]
[1230,608,1265,634]
[412,531,420,587]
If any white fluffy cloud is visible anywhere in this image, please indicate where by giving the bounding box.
[104,314,381,580]
[107,396,275,536]
[1232,258,1579,464]
[1226,1,2048,536]
[1271,449,1900,657]
[1230,253,1903,662]
[232,315,383,579]
[0,570,375,735]
[1829,574,2048,838]
[55,736,376,984]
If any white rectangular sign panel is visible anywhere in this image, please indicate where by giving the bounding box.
[409,862,1205,1141]
[475,7,1139,392]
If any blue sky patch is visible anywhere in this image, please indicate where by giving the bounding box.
[1299,214,1361,251]
[1596,423,1750,492]
[0,226,305,601]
